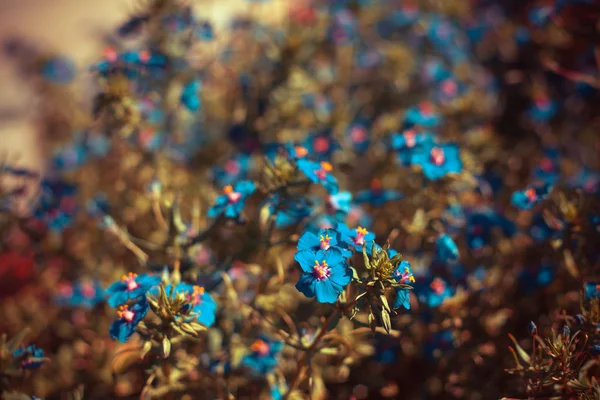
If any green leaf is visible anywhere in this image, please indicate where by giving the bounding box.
[162,337,171,358]
[380,294,391,313]
[381,310,392,334]
[508,334,531,364]
[362,245,371,270]
[140,341,152,359]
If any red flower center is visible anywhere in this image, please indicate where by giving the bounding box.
[314,137,330,153]
[430,147,446,166]
[122,273,139,291]
[251,339,271,356]
[224,185,242,203]
[313,260,331,281]
[430,278,446,295]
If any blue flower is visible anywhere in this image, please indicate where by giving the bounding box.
[404,102,442,127]
[336,223,376,252]
[105,273,161,307]
[56,279,105,309]
[436,234,459,264]
[110,299,149,343]
[528,95,557,123]
[568,168,600,194]
[355,179,403,206]
[346,119,371,154]
[391,130,436,166]
[34,179,78,232]
[41,56,76,84]
[391,2,419,27]
[467,210,516,250]
[512,183,553,210]
[166,283,217,327]
[411,143,462,180]
[328,191,353,215]
[208,180,256,219]
[262,194,313,229]
[584,282,600,300]
[13,345,46,370]
[181,80,202,112]
[393,260,415,310]
[297,159,339,194]
[212,154,251,187]
[297,228,352,257]
[419,277,454,308]
[242,336,283,374]
[434,78,466,104]
[302,131,341,161]
[533,149,561,184]
[294,247,352,304]
[195,21,215,41]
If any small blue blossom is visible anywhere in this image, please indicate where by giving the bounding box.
[532,149,561,184]
[297,159,339,194]
[404,102,442,127]
[105,273,161,307]
[242,336,283,375]
[393,260,415,310]
[512,183,553,210]
[336,223,376,252]
[110,299,149,343]
[13,345,46,370]
[263,194,313,229]
[302,131,341,161]
[212,154,251,187]
[166,283,218,327]
[208,180,256,219]
[419,277,454,308]
[34,179,78,232]
[391,2,419,27]
[436,234,459,264]
[41,56,76,84]
[56,279,105,309]
[584,282,600,300]
[181,80,202,112]
[391,130,436,166]
[294,247,352,304]
[327,191,353,215]
[528,95,558,123]
[355,179,403,206]
[297,228,352,257]
[467,210,516,250]
[346,119,371,154]
[411,143,463,180]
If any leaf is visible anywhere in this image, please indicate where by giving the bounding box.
[362,244,371,270]
[140,341,152,359]
[508,334,531,364]
[381,310,392,334]
[162,337,171,358]
[368,312,376,334]
[350,266,360,281]
[563,249,579,278]
[380,294,391,313]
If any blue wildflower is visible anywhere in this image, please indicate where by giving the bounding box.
[436,234,459,264]
[262,194,313,229]
[166,283,217,327]
[393,260,415,310]
[196,21,215,41]
[528,95,557,123]
[242,336,283,374]
[181,80,202,112]
[208,181,256,219]
[302,131,341,161]
[34,179,78,232]
[105,272,161,307]
[110,299,149,343]
[212,154,251,187]
[568,168,600,194]
[467,210,516,250]
[13,345,46,370]
[419,277,454,308]
[297,159,339,194]
[294,247,352,304]
[584,282,600,300]
[41,56,76,84]
[297,228,352,257]
[56,279,105,309]
[346,119,371,154]
[336,223,376,252]
[328,191,353,215]
[391,2,419,27]
[512,183,553,210]
[355,179,403,206]
[391,129,436,166]
[404,102,442,128]
[411,143,463,180]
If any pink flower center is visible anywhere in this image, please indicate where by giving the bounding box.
[189,285,205,306]
[404,130,417,148]
[420,101,434,116]
[430,278,446,295]
[122,273,139,291]
[139,50,150,63]
[441,79,458,96]
[535,96,550,109]
[224,185,241,203]
[251,340,271,356]
[350,127,368,143]
[314,162,333,181]
[80,282,96,298]
[525,188,537,202]
[396,267,416,284]
[353,227,369,246]
[314,137,330,153]
[540,157,554,172]
[313,260,331,281]
[224,160,241,175]
[105,47,118,62]
[319,234,332,250]
[430,147,446,166]
[117,306,135,322]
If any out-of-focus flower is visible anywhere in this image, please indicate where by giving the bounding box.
[105,273,161,307]
[411,143,463,180]
[208,181,256,219]
[511,183,552,210]
[242,336,283,374]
